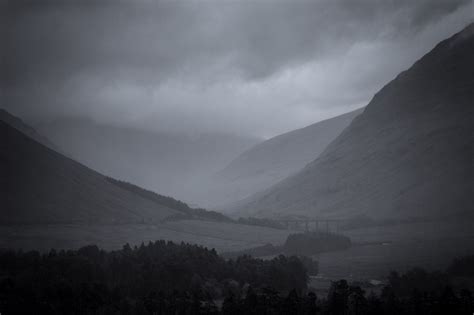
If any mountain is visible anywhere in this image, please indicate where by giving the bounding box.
[1,112,184,224]
[213,108,363,208]
[33,106,362,209]
[105,177,233,223]
[36,118,259,206]
[1,110,295,252]
[231,24,474,221]
[0,109,60,153]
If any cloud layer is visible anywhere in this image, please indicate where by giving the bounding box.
[2,0,473,137]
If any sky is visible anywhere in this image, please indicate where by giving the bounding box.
[2,0,473,139]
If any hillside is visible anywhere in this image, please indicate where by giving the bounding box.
[213,108,363,208]
[0,109,60,153]
[106,177,233,222]
[36,118,259,206]
[1,116,182,224]
[231,23,474,220]
[1,111,294,251]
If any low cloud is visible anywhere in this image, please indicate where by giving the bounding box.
[2,0,473,137]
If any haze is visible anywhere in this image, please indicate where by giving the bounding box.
[2,1,474,312]
[3,0,473,138]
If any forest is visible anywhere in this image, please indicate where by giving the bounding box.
[0,241,473,314]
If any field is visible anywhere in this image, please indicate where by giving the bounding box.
[310,220,474,292]
[2,218,473,294]
[0,220,293,253]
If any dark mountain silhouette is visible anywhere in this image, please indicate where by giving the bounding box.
[1,110,298,253]
[36,118,259,206]
[0,109,60,153]
[1,112,186,224]
[212,108,363,208]
[231,23,474,220]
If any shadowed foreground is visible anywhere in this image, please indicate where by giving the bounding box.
[1,241,473,314]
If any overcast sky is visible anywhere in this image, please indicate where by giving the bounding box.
[2,0,473,138]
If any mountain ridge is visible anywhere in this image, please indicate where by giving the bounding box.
[36,117,260,206]
[204,107,364,209]
[230,23,474,220]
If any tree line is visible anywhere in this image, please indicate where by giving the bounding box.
[0,241,473,314]
[0,241,307,314]
[107,178,232,223]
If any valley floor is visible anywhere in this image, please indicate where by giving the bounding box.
[1,218,473,296]
[311,220,474,293]
[0,220,293,253]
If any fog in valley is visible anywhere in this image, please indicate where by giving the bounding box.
[1,1,474,314]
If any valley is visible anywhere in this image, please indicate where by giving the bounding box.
[2,218,473,294]
[0,221,292,253]
[313,220,474,290]
[2,12,474,314]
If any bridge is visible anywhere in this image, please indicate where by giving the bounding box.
[274,218,348,234]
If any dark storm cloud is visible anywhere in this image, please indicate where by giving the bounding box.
[1,0,473,137]
[4,0,470,84]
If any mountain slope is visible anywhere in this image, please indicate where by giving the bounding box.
[213,108,363,207]
[105,177,233,222]
[36,118,259,206]
[0,111,295,253]
[232,23,474,220]
[0,109,60,153]
[1,115,182,224]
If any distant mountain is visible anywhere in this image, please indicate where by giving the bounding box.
[1,110,240,224]
[231,24,474,221]
[213,108,363,208]
[1,114,184,224]
[1,110,295,253]
[36,118,259,206]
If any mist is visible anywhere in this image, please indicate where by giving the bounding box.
[3,0,472,138]
[1,2,474,313]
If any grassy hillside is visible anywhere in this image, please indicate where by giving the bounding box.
[0,109,60,152]
[1,110,294,253]
[232,24,474,221]
[107,177,232,222]
[210,108,364,209]
[1,120,179,224]
[37,118,260,206]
